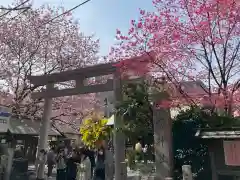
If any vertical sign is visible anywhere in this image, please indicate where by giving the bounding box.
[0,105,11,133]
[223,140,240,166]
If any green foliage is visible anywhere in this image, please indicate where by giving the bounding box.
[172,106,240,180]
[175,106,240,128]
[173,107,211,180]
[80,112,111,148]
[117,79,153,145]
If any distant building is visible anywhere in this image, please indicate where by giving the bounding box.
[0,116,60,138]
[97,78,210,125]
[0,116,61,162]
[54,124,82,146]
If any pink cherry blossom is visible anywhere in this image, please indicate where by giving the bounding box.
[110,0,240,115]
[0,0,100,128]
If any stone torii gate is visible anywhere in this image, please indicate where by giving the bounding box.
[28,62,126,180]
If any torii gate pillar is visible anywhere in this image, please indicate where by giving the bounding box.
[113,70,126,180]
[36,84,53,180]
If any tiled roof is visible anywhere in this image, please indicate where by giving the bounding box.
[178,80,207,94]
[0,117,60,136]
[54,123,79,134]
[163,80,208,98]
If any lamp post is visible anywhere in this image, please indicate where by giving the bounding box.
[104,97,110,118]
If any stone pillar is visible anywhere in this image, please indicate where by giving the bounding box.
[153,91,173,180]
[113,71,126,180]
[36,84,53,180]
[182,165,193,180]
[209,145,218,180]
[105,149,114,180]
[4,148,14,180]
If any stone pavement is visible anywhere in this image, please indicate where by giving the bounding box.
[28,165,56,180]
[28,164,155,180]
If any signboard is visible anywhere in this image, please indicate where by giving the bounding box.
[223,140,240,166]
[0,106,11,133]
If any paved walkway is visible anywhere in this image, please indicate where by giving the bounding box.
[28,165,155,180]
[28,165,56,180]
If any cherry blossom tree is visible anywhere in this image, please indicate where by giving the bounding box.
[0,0,100,128]
[110,0,240,115]
[0,0,31,19]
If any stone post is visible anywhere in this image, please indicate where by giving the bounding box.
[113,71,126,180]
[36,84,53,180]
[4,147,14,180]
[105,148,114,180]
[152,90,173,180]
[209,146,218,180]
[120,162,127,180]
[182,165,193,180]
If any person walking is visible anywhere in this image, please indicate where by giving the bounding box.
[135,139,143,162]
[66,149,80,180]
[76,148,91,180]
[47,147,56,178]
[36,149,47,180]
[56,148,66,180]
[84,148,95,178]
[143,144,148,164]
[93,147,105,180]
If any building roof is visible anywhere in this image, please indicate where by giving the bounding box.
[106,115,114,126]
[0,117,60,136]
[178,81,207,95]
[55,123,80,134]
[195,128,240,139]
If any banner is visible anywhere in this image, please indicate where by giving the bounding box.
[224,140,240,166]
[0,106,11,133]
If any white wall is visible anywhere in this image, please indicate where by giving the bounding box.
[170,106,190,119]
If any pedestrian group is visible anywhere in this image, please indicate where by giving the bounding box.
[37,146,107,180]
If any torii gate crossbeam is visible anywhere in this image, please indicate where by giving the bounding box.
[28,62,126,180]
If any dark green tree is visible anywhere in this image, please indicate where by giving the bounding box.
[172,107,211,180]
[118,79,153,145]
[172,106,240,180]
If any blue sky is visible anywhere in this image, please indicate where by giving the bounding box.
[1,0,155,56]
